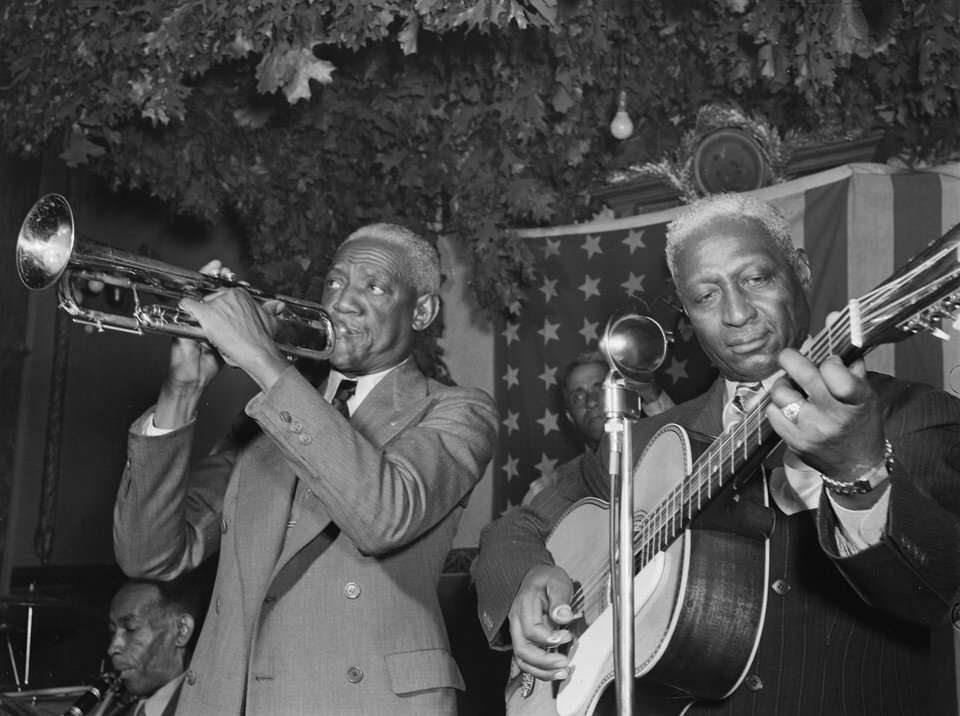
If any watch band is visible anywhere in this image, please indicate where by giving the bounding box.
[820,439,894,496]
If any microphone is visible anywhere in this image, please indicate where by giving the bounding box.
[598,307,668,386]
[62,673,119,716]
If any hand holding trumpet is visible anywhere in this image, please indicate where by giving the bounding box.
[154,261,290,429]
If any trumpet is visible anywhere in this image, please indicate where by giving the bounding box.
[16,194,334,361]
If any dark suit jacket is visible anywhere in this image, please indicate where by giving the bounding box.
[114,360,498,716]
[474,373,960,714]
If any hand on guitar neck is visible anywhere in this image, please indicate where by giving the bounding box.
[767,348,890,510]
[508,564,581,682]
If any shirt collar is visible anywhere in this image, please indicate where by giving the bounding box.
[325,359,406,410]
[138,672,185,716]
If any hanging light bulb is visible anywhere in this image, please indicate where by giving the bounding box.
[610,89,634,140]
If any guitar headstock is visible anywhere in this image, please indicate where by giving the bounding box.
[852,224,960,351]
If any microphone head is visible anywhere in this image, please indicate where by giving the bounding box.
[599,307,668,383]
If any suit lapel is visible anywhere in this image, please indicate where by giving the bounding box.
[687,378,726,438]
[350,359,425,446]
[269,361,424,576]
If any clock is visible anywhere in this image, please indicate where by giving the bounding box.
[692,128,768,195]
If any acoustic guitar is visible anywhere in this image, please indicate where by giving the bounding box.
[505,225,960,716]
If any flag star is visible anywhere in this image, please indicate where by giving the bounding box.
[579,317,599,343]
[621,272,645,297]
[665,357,689,385]
[503,322,520,345]
[508,299,523,316]
[534,453,559,478]
[536,409,559,435]
[539,277,558,302]
[504,365,520,388]
[502,455,519,480]
[582,234,603,259]
[502,411,520,435]
[539,364,558,389]
[543,238,561,258]
[624,228,646,254]
[579,275,601,300]
[539,319,560,344]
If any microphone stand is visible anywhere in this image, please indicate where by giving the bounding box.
[603,371,642,716]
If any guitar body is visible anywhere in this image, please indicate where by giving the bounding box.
[506,424,769,716]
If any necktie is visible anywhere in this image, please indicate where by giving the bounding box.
[725,381,763,428]
[330,379,357,419]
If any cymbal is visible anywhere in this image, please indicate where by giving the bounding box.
[0,595,69,609]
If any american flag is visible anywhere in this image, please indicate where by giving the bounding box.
[492,218,719,512]
[492,163,960,514]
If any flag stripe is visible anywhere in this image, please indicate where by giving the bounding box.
[847,173,897,376]
[892,172,944,387]
[803,178,850,335]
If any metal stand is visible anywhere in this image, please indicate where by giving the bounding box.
[598,305,669,716]
[604,373,642,716]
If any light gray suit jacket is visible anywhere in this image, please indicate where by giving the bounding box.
[114,360,497,715]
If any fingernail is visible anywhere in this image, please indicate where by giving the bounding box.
[547,632,566,644]
[553,669,568,681]
[552,605,573,621]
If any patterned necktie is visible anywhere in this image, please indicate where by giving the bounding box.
[725,381,763,428]
[330,379,357,419]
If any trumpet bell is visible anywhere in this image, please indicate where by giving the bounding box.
[15,193,335,362]
[16,193,76,290]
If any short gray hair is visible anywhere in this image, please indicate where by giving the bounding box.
[341,223,441,296]
[664,193,800,280]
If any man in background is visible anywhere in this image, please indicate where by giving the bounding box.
[522,350,674,505]
[95,577,200,716]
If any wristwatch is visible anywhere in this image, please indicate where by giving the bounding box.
[820,440,894,496]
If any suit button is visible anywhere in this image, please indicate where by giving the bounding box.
[347,667,363,683]
[298,434,313,445]
[264,595,277,605]
[280,411,292,423]
[219,519,228,534]
[744,674,762,691]
[290,421,303,434]
[344,582,361,599]
[185,670,197,685]
[215,597,222,614]
[125,457,132,469]
[771,579,790,596]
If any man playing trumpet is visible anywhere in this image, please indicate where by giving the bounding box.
[113,224,498,715]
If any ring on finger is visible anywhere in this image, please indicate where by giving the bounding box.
[781,400,805,424]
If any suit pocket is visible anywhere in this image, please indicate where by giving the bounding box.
[384,648,465,694]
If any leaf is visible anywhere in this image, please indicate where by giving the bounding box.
[398,13,420,55]
[551,84,574,113]
[257,48,337,103]
[60,131,105,167]
[828,3,870,58]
